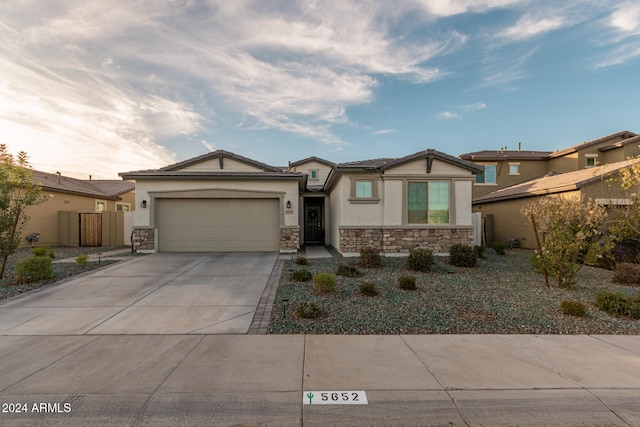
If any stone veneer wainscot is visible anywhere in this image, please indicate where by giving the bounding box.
[339,226,474,254]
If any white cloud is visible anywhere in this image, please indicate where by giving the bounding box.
[609,2,640,35]
[438,111,461,120]
[462,102,487,111]
[499,14,566,40]
[372,129,396,135]
[413,0,528,17]
[595,2,640,68]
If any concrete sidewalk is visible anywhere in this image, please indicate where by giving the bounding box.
[0,334,638,426]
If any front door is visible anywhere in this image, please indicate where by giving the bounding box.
[304,198,324,244]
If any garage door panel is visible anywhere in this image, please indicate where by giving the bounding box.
[156,199,280,252]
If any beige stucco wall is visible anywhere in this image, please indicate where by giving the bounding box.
[383,179,403,225]
[134,179,300,228]
[455,180,473,225]
[383,158,464,175]
[293,160,332,187]
[328,175,344,248]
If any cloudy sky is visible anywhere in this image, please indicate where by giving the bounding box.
[1,1,639,178]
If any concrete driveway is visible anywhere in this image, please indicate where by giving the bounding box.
[0,252,278,335]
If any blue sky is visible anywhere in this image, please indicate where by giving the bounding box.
[1,1,639,179]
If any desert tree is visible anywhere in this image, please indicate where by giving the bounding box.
[522,195,606,288]
[0,145,46,279]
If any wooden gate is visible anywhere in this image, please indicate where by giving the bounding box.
[79,213,102,246]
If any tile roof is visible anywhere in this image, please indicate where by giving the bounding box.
[473,158,640,204]
[160,150,282,172]
[289,156,335,168]
[33,170,134,199]
[548,130,637,158]
[459,150,551,161]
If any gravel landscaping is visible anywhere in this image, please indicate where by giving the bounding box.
[269,248,640,334]
[0,246,133,300]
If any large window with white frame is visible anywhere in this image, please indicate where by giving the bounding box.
[407,181,450,224]
[475,164,497,184]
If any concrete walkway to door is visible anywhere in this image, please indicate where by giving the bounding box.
[0,252,278,335]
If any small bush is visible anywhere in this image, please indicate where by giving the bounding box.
[14,256,54,284]
[336,264,364,277]
[359,282,379,297]
[32,245,55,258]
[398,275,417,290]
[474,245,486,259]
[313,273,337,293]
[359,246,382,268]
[492,242,506,255]
[613,263,640,285]
[407,248,434,272]
[595,290,640,319]
[449,244,477,267]
[293,256,308,266]
[296,301,321,319]
[75,254,89,267]
[291,268,312,282]
[560,300,587,317]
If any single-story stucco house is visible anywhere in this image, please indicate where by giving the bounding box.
[22,170,135,247]
[120,149,482,255]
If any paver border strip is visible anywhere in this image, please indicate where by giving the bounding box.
[248,255,285,334]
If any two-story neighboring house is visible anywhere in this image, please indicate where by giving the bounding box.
[459,130,640,248]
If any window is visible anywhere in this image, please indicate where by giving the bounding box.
[116,203,131,212]
[349,177,379,202]
[585,155,597,168]
[95,200,107,213]
[509,163,520,175]
[475,164,496,184]
[309,169,319,180]
[355,180,373,198]
[407,181,450,224]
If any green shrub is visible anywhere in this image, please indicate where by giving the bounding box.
[293,255,308,266]
[75,254,89,267]
[336,264,364,277]
[560,300,587,317]
[449,244,477,267]
[313,273,337,293]
[359,282,379,297]
[407,248,434,272]
[595,291,640,319]
[290,268,312,282]
[359,246,382,268]
[398,275,417,290]
[296,301,321,319]
[14,256,54,284]
[31,245,55,258]
[474,245,487,259]
[613,263,640,285]
[492,242,506,255]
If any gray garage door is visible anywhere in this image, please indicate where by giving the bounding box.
[156,198,280,251]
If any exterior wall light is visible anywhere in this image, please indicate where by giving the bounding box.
[286,200,291,209]
[141,200,147,208]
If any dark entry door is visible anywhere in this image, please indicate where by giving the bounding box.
[304,199,324,244]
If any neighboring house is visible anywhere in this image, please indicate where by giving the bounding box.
[459,130,640,248]
[23,170,135,247]
[460,130,640,200]
[120,149,482,255]
[466,157,640,249]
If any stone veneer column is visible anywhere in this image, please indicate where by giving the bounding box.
[280,226,300,252]
[132,227,155,251]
